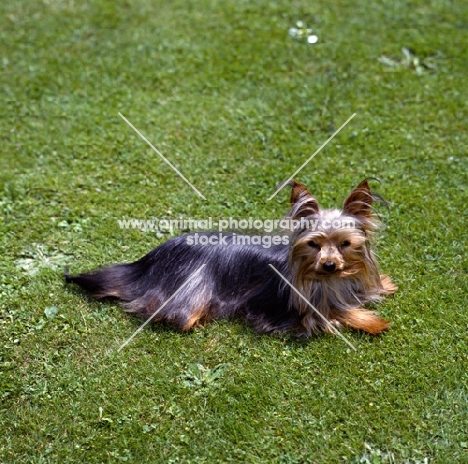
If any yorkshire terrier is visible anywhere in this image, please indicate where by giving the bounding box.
[66,180,397,336]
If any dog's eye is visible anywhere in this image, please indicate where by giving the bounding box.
[341,240,351,247]
[308,241,320,249]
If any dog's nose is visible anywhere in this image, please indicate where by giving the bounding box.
[322,262,336,273]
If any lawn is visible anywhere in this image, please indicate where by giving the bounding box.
[1,0,467,462]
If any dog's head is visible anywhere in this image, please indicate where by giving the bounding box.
[287,180,381,279]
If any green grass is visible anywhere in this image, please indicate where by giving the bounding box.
[1,0,467,462]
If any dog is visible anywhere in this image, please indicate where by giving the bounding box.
[66,180,397,336]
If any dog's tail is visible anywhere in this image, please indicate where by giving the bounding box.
[65,263,143,301]
[335,309,390,335]
[65,258,214,330]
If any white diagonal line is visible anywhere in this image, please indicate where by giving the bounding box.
[118,112,207,200]
[267,113,357,201]
[117,264,207,351]
[268,264,357,351]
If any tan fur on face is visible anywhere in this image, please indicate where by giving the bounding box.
[290,227,368,278]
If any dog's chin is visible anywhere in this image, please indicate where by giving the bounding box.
[316,270,344,278]
[305,268,344,279]
[306,265,361,279]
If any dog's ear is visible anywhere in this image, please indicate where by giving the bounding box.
[342,179,373,217]
[289,181,320,218]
